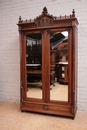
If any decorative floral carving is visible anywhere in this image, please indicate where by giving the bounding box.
[37,18,53,27]
[43,105,48,110]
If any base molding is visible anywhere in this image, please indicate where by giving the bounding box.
[20,101,76,118]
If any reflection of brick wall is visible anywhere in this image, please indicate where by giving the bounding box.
[0,0,87,111]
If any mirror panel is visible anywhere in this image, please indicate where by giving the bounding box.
[50,31,68,101]
[26,33,42,99]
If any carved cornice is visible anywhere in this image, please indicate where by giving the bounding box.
[17,7,78,30]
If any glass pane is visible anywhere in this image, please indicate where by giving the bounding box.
[50,31,68,101]
[26,33,42,99]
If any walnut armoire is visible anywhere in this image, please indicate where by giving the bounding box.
[17,7,78,118]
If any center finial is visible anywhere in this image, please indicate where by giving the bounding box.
[42,7,48,14]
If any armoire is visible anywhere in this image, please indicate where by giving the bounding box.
[17,7,78,118]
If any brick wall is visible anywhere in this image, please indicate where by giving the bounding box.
[0,0,87,111]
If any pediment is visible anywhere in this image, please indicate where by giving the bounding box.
[33,7,54,27]
[34,13,54,27]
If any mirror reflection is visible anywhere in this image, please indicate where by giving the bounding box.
[26,31,68,101]
[26,33,42,99]
[50,31,68,101]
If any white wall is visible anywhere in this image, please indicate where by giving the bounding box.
[0,0,87,111]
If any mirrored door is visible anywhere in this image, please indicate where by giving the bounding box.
[26,33,42,99]
[50,31,68,101]
[25,30,69,102]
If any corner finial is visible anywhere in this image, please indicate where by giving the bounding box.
[42,7,48,14]
[19,16,22,23]
[72,9,75,17]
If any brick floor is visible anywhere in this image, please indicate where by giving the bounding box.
[0,102,87,130]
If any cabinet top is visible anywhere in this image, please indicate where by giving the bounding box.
[17,7,78,31]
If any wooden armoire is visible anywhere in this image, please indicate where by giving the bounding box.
[17,7,78,118]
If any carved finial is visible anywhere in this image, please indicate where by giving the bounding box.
[42,7,48,14]
[70,14,71,18]
[72,9,75,17]
[19,16,22,22]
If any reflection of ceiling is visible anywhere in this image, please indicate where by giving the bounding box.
[26,33,41,40]
[50,32,65,42]
[50,33,68,49]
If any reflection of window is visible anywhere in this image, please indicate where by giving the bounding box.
[61,31,68,37]
[26,38,39,46]
[26,35,42,64]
